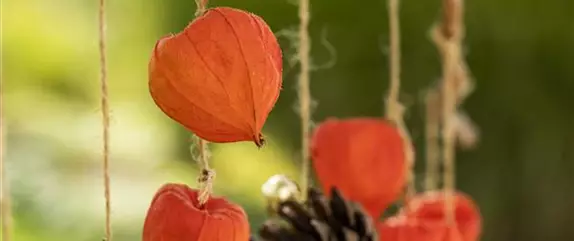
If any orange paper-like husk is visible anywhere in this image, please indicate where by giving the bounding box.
[149,7,282,146]
[311,118,406,218]
[405,191,482,241]
[142,183,250,241]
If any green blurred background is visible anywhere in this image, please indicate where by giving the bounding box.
[2,0,573,240]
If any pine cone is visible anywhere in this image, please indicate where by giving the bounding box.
[257,187,378,241]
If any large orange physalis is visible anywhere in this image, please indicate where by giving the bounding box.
[310,118,406,218]
[149,7,282,147]
[142,183,250,241]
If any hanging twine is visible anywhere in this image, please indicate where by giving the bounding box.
[190,0,214,206]
[424,90,441,191]
[433,0,466,226]
[98,0,112,240]
[196,138,215,206]
[1,119,13,241]
[297,0,312,201]
[194,0,207,17]
[385,0,416,200]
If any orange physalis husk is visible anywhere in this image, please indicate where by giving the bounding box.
[405,191,482,241]
[149,7,283,147]
[142,183,250,241]
[310,118,406,218]
[378,214,457,241]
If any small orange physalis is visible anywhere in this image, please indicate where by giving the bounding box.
[378,214,454,241]
[310,118,406,218]
[378,191,481,241]
[407,191,482,241]
[142,183,250,241]
[149,7,282,147]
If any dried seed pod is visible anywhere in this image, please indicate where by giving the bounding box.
[311,118,406,218]
[262,174,302,216]
[262,174,301,201]
[142,183,250,241]
[149,7,283,147]
[258,187,378,241]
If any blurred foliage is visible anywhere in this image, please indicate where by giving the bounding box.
[2,0,574,241]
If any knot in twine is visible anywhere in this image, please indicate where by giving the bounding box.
[197,168,216,205]
[194,0,207,17]
[195,138,214,206]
